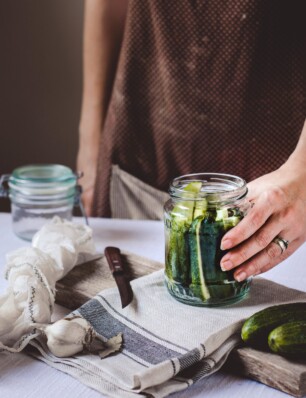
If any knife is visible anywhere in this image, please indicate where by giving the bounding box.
[104,246,134,308]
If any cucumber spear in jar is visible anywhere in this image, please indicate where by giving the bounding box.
[165,182,206,285]
[189,207,242,301]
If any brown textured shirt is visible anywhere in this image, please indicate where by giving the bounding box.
[93,0,306,217]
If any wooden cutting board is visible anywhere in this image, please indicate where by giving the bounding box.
[55,253,306,397]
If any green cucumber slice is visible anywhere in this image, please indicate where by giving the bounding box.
[189,217,211,300]
[171,181,206,223]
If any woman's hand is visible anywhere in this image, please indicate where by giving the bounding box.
[220,155,306,282]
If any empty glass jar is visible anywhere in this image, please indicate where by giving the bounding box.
[164,173,251,307]
[0,164,86,240]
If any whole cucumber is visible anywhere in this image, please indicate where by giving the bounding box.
[268,321,306,358]
[241,302,306,347]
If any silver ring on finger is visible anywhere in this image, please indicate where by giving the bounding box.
[272,236,289,254]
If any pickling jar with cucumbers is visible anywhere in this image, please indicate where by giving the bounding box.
[164,173,251,307]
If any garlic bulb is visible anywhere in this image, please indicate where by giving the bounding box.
[42,317,93,357]
[36,316,122,358]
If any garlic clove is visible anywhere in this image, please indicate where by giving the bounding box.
[35,316,123,359]
[47,335,84,358]
[43,318,92,357]
[45,319,89,343]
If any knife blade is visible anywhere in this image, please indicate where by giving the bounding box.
[104,246,134,308]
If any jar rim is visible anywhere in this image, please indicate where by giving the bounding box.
[10,164,76,185]
[169,172,247,204]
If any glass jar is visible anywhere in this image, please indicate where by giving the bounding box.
[0,164,86,241]
[164,173,251,307]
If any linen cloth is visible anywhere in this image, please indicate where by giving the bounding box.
[29,269,306,398]
[0,217,96,352]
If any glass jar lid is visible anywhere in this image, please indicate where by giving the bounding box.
[9,164,77,197]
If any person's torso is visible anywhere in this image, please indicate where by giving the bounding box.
[103,0,306,189]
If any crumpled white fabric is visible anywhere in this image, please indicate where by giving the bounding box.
[0,217,96,352]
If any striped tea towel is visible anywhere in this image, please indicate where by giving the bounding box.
[28,269,306,398]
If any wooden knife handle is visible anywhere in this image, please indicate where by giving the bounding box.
[104,247,125,274]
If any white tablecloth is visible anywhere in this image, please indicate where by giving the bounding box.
[0,212,305,398]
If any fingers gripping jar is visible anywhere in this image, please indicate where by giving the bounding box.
[164,173,251,307]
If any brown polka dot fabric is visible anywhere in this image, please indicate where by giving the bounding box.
[93,0,306,218]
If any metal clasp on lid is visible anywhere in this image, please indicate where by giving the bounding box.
[0,174,10,198]
[74,171,89,225]
[74,184,89,226]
